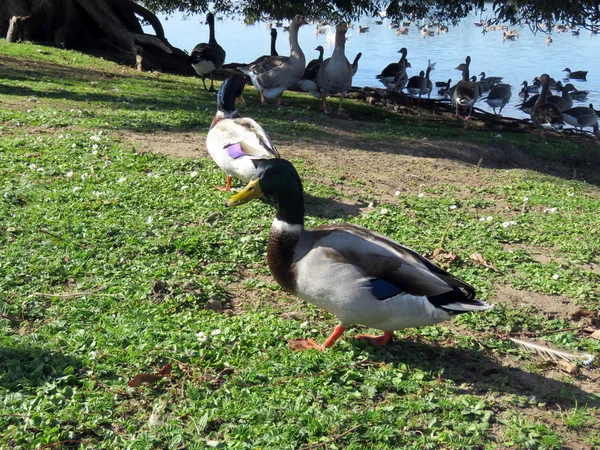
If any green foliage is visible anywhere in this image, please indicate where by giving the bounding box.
[0,41,599,449]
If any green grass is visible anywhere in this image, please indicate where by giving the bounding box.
[1,40,599,449]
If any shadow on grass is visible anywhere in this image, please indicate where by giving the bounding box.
[359,338,599,409]
[0,346,81,391]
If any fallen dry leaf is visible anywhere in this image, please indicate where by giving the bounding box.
[556,360,579,375]
[128,374,164,387]
[590,330,600,341]
[469,253,498,272]
[157,363,172,377]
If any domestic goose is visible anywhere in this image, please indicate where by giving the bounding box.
[530,74,564,132]
[484,84,512,114]
[562,105,599,136]
[238,15,307,105]
[452,56,479,119]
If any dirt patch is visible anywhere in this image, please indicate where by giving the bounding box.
[493,285,582,319]
[504,244,600,274]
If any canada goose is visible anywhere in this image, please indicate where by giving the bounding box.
[376,48,409,88]
[238,15,307,105]
[453,56,479,119]
[563,68,588,80]
[189,12,226,92]
[297,46,325,99]
[438,79,452,97]
[484,84,512,114]
[250,28,279,65]
[530,74,564,132]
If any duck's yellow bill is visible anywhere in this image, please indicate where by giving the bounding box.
[235,94,245,105]
[226,178,263,206]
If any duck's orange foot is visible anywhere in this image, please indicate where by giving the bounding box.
[215,175,232,191]
[354,331,395,347]
[289,338,325,351]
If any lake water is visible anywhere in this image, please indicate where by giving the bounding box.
[145,11,600,120]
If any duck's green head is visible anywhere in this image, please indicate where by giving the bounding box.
[226,159,303,207]
[217,74,246,116]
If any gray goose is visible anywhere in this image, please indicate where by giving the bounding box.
[530,74,564,132]
[407,67,433,99]
[452,56,479,119]
[484,84,512,114]
[238,15,307,105]
[297,47,326,98]
[189,12,226,92]
[316,23,353,114]
[562,105,599,136]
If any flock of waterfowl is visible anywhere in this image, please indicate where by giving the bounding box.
[205,73,492,349]
[189,13,598,136]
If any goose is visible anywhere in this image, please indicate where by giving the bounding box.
[351,52,362,76]
[571,29,580,36]
[390,22,400,29]
[423,67,434,99]
[376,48,409,88]
[562,105,599,135]
[249,28,279,65]
[238,15,307,105]
[484,84,512,114]
[551,83,577,111]
[475,77,492,94]
[206,74,280,191]
[375,20,383,25]
[316,23,354,114]
[396,27,409,35]
[438,79,452,98]
[530,74,564,132]
[546,35,553,45]
[358,25,369,33]
[521,80,540,94]
[226,159,492,350]
[563,68,588,80]
[452,56,479,119]
[297,47,325,99]
[390,61,411,92]
[406,70,427,98]
[189,12,226,92]
[479,72,503,85]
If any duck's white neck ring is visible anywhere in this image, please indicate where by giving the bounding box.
[272,218,303,235]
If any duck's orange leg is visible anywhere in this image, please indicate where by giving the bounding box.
[289,324,346,351]
[215,175,232,192]
[355,330,395,346]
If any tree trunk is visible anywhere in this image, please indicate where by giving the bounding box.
[1,0,193,75]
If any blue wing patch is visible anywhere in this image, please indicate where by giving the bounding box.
[367,278,404,300]
[226,143,247,159]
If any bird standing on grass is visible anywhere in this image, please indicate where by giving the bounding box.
[227,159,492,350]
[189,12,226,92]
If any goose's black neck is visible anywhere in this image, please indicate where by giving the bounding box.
[208,16,216,44]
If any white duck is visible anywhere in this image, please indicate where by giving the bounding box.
[206,75,280,191]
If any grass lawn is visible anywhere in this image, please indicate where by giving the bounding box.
[1,40,600,449]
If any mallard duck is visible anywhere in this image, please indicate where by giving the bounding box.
[562,105,599,136]
[563,68,588,80]
[206,74,280,191]
[479,72,503,85]
[358,25,369,33]
[530,74,564,132]
[238,15,307,105]
[438,79,452,98]
[521,80,540,94]
[316,23,354,114]
[249,28,279,66]
[189,12,226,92]
[453,56,479,119]
[484,84,512,114]
[226,159,492,350]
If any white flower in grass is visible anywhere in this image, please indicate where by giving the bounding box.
[552,273,560,280]
[29,163,37,170]
[117,177,126,183]
[66,171,74,178]
[37,168,44,172]
[73,186,81,192]
[66,134,71,138]
[581,354,594,366]
[300,321,309,328]
[543,207,558,214]
[190,171,199,178]
[502,221,517,228]
[72,143,77,148]
[146,216,153,224]
[449,205,457,210]
[380,208,389,215]
[196,331,208,342]
[486,216,493,221]
[394,190,401,196]
[89,351,97,359]
[98,130,103,135]
[418,193,425,198]
[181,185,189,191]
[81,173,88,181]
[211,329,221,336]
[92,144,98,150]
[59,134,64,139]
[523,197,529,202]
